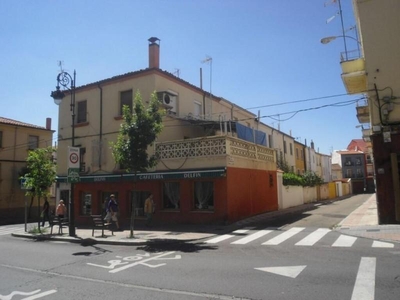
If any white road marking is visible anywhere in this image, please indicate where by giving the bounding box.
[205,234,235,244]
[332,235,357,247]
[262,227,305,245]
[231,230,272,244]
[372,241,394,248]
[21,290,57,300]
[351,257,376,300]
[255,265,307,278]
[295,228,331,246]
[233,229,249,234]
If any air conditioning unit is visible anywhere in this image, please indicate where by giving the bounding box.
[157,91,177,114]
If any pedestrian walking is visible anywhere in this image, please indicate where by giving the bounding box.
[41,198,50,227]
[108,194,121,230]
[144,194,155,226]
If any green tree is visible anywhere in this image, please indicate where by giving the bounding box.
[276,153,291,173]
[111,91,163,238]
[302,171,324,187]
[22,147,56,230]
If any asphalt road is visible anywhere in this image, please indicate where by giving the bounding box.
[1,195,399,300]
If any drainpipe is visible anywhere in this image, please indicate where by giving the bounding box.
[98,84,103,170]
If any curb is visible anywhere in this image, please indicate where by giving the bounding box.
[11,233,202,246]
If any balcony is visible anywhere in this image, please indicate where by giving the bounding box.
[362,127,371,142]
[340,50,367,95]
[155,135,276,171]
[356,100,370,124]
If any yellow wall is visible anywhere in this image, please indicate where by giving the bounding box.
[0,121,53,216]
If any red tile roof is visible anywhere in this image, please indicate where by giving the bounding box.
[0,117,47,130]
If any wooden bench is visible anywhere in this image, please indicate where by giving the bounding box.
[90,215,114,237]
[49,216,69,235]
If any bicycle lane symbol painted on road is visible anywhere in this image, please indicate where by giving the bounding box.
[87,252,181,273]
[0,289,57,300]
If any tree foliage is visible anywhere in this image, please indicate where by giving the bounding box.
[277,156,291,173]
[21,147,56,228]
[23,147,56,199]
[111,90,163,237]
[111,91,163,173]
[302,171,324,187]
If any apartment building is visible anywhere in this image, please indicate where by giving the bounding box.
[0,117,54,224]
[336,0,399,223]
[54,38,278,226]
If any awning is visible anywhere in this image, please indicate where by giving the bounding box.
[56,168,226,183]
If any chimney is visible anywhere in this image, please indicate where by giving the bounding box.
[148,37,160,69]
[46,118,51,130]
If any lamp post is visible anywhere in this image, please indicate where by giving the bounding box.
[320,35,361,61]
[51,70,76,237]
[320,35,361,45]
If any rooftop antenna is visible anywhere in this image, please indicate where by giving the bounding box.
[201,55,212,120]
[173,68,180,78]
[57,60,64,72]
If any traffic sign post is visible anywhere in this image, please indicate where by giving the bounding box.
[68,147,80,183]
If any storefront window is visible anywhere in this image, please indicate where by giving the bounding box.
[163,182,180,209]
[130,191,151,217]
[81,192,92,215]
[194,181,214,210]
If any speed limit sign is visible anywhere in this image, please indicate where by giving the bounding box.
[68,147,80,168]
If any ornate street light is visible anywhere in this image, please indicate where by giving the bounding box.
[51,70,77,237]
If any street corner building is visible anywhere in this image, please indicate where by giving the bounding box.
[54,37,279,227]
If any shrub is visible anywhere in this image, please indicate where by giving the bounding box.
[283,173,304,186]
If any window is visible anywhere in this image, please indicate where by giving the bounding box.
[296,148,299,159]
[0,131,2,148]
[80,192,92,215]
[194,101,202,119]
[289,143,293,155]
[291,166,294,173]
[356,158,361,165]
[130,191,151,217]
[194,181,214,210]
[345,157,353,166]
[28,135,39,150]
[120,89,133,115]
[300,149,303,160]
[163,182,180,209]
[346,169,352,178]
[77,100,87,123]
[283,141,287,154]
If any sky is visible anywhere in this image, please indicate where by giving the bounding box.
[0,0,362,155]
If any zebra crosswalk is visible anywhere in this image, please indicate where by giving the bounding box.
[0,224,34,236]
[205,227,395,249]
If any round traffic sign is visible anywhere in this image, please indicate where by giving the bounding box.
[70,153,79,164]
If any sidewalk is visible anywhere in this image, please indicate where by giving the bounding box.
[335,193,400,243]
[12,194,400,245]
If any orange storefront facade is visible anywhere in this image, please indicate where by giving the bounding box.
[58,167,278,227]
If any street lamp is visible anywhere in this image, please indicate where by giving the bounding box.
[320,35,361,45]
[51,70,76,237]
[320,35,361,61]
